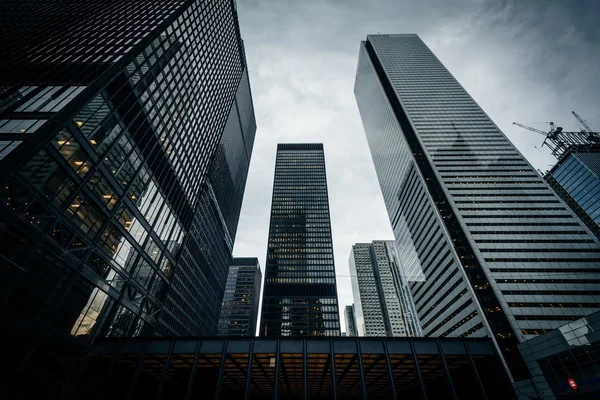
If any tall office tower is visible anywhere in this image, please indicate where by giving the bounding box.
[344,304,358,337]
[545,148,600,242]
[260,143,340,336]
[0,0,255,361]
[349,241,419,337]
[217,258,262,337]
[354,34,600,380]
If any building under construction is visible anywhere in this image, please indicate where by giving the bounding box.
[514,112,600,241]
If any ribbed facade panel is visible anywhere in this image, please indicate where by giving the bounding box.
[354,48,485,341]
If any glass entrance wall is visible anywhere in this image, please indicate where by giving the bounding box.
[76,337,516,399]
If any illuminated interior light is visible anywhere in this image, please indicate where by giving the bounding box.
[90,139,97,145]
[76,121,83,127]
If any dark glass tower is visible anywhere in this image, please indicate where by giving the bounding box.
[344,304,358,337]
[354,34,600,381]
[217,257,262,336]
[260,143,340,336]
[0,0,255,362]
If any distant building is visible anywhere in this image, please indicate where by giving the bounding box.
[260,143,341,336]
[218,258,262,337]
[545,148,600,241]
[349,241,419,337]
[344,304,358,337]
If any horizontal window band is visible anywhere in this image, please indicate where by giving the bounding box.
[487,258,600,262]
[502,290,600,296]
[513,315,584,321]
[475,239,594,244]
[508,302,600,308]
[498,278,600,284]
[490,268,600,273]
[480,248,600,253]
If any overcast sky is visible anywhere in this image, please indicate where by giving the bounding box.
[231,0,600,333]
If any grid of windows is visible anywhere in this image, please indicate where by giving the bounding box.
[350,241,420,337]
[354,33,600,381]
[217,258,262,336]
[0,0,255,353]
[260,143,341,337]
[344,304,358,337]
[546,149,600,242]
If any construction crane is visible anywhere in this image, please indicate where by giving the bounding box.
[513,111,600,159]
[572,111,600,143]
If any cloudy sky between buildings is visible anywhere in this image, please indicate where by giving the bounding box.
[231,0,600,332]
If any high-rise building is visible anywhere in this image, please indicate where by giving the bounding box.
[217,257,262,336]
[349,241,419,337]
[260,143,340,336]
[0,0,255,362]
[344,304,358,337]
[545,148,600,242]
[354,33,600,380]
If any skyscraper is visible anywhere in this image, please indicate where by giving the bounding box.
[349,241,419,337]
[344,304,358,337]
[545,148,600,242]
[354,34,600,380]
[260,143,340,336]
[0,0,255,362]
[217,258,262,337]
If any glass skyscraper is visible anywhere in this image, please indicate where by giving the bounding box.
[217,257,262,336]
[545,149,600,242]
[354,34,600,380]
[349,241,419,337]
[0,0,255,364]
[260,143,340,336]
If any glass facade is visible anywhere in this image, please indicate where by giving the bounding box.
[516,309,600,399]
[217,258,262,337]
[0,0,255,363]
[260,143,340,336]
[546,149,600,242]
[349,241,420,337]
[345,304,359,337]
[71,336,516,400]
[354,34,600,380]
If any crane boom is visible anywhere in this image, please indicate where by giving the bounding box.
[512,122,548,136]
[572,111,593,133]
